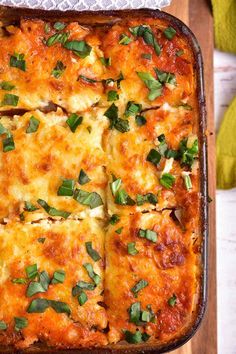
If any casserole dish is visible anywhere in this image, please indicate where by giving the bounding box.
[0,5,208,353]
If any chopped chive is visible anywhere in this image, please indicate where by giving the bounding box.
[73,189,103,209]
[137,72,162,101]
[51,270,66,284]
[176,49,184,57]
[78,291,88,306]
[66,113,83,133]
[183,173,192,190]
[44,23,51,34]
[14,317,28,331]
[141,53,152,60]
[27,298,71,315]
[110,178,122,196]
[53,22,66,31]
[51,60,66,78]
[154,68,176,85]
[164,26,176,40]
[63,40,92,58]
[123,329,150,343]
[78,169,90,185]
[127,242,138,255]
[10,53,26,71]
[124,101,142,117]
[146,148,161,165]
[136,193,157,206]
[46,32,69,47]
[109,214,120,225]
[12,278,27,284]
[57,178,75,196]
[24,201,38,212]
[160,173,175,189]
[37,199,71,219]
[138,229,157,243]
[131,279,148,297]
[3,135,15,152]
[129,25,161,56]
[26,116,40,134]
[115,227,123,234]
[25,264,38,279]
[168,294,177,307]
[99,57,111,66]
[85,241,101,262]
[83,263,101,285]
[115,189,135,206]
[129,302,141,324]
[1,93,19,107]
[135,115,146,126]
[0,81,15,91]
[107,90,119,101]
[0,321,7,330]
[72,281,96,296]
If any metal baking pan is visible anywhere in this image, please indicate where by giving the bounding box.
[0,5,208,353]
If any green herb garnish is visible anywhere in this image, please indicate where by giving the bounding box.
[51,270,66,284]
[83,263,101,285]
[138,229,157,243]
[57,178,75,196]
[85,241,101,262]
[119,33,132,45]
[10,53,26,71]
[66,113,83,133]
[26,116,40,134]
[78,169,90,185]
[14,317,28,331]
[164,26,176,40]
[109,214,120,225]
[137,72,162,100]
[73,189,103,209]
[127,242,138,255]
[37,199,71,219]
[160,173,175,189]
[130,25,161,56]
[1,93,19,107]
[125,101,142,117]
[168,294,177,307]
[51,60,66,78]
[131,279,148,297]
[64,40,92,58]
[107,90,119,101]
[0,81,15,91]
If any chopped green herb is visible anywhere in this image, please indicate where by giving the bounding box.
[53,22,66,31]
[66,113,83,133]
[78,291,88,306]
[12,278,27,284]
[115,189,135,206]
[141,53,152,60]
[129,25,161,56]
[131,279,148,297]
[164,26,176,40]
[109,214,120,225]
[64,40,92,58]
[99,57,111,66]
[51,270,66,284]
[10,53,26,71]
[103,72,124,89]
[25,264,38,280]
[57,178,75,196]
[78,169,90,185]
[137,72,162,100]
[1,93,19,107]
[107,90,119,101]
[123,329,150,344]
[50,300,71,315]
[176,49,184,57]
[178,103,192,110]
[0,321,7,330]
[127,242,138,255]
[2,135,15,152]
[73,189,103,209]
[168,294,177,307]
[44,23,51,34]
[14,317,28,331]
[78,75,97,83]
[115,227,123,234]
[0,81,15,91]
[125,101,142,117]
[138,229,157,243]
[129,302,141,324]
[38,237,46,244]
[26,116,40,134]
[136,193,157,206]
[83,263,101,285]
[183,173,192,190]
[26,280,47,297]
[37,199,71,219]
[178,138,198,168]
[24,201,38,212]
[154,68,176,85]
[72,281,96,296]
[51,60,66,78]
[146,148,161,165]
[160,173,175,189]
[110,178,122,196]
[135,115,146,126]
[27,298,71,315]
[104,103,130,132]
[119,33,132,45]
[85,242,101,262]
[46,32,69,47]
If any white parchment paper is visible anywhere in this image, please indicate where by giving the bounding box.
[0,0,171,11]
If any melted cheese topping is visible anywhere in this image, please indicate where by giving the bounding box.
[0,219,107,349]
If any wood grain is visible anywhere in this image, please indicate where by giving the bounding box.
[165,0,217,353]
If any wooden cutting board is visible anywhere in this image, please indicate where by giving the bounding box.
[165,0,217,353]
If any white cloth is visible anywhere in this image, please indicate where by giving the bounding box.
[0,0,171,11]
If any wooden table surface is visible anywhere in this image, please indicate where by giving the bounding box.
[165,1,217,353]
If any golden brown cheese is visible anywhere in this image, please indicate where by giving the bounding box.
[104,106,199,215]
[0,108,108,221]
[105,211,200,344]
[0,219,107,349]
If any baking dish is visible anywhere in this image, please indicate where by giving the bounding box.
[0,5,208,353]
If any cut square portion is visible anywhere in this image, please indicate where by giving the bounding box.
[99,18,195,110]
[104,105,199,215]
[0,108,108,222]
[0,20,106,112]
[0,219,107,349]
[105,211,201,345]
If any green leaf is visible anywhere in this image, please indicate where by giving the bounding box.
[110,178,122,196]
[51,270,66,284]
[176,49,184,57]
[25,264,38,279]
[138,229,157,243]
[66,113,83,133]
[83,263,101,285]
[26,116,40,134]
[0,321,7,330]
[137,72,162,100]
[14,317,28,331]
[49,300,71,315]
[154,68,176,85]
[26,281,46,297]
[99,57,111,66]
[85,241,101,262]
[72,281,95,296]
[115,189,135,206]
[46,32,69,47]
[73,189,103,209]
[12,278,27,284]
[135,115,146,126]
[10,53,26,71]
[168,293,177,307]
[51,60,66,78]
[64,40,92,58]
[109,214,120,225]
[107,90,119,101]
[78,291,88,306]
[146,148,161,165]
[119,33,132,45]
[57,178,75,196]
[39,271,50,290]
[53,22,66,31]
[37,199,71,219]
[164,26,176,40]
[127,242,138,255]
[24,201,39,211]
[160,173,175,189]
[129,302,141,324]
[124,101,142,117]
[136,193,157,206]
[2,135,15,152]
[27,298,49,313]
[141,53,152,60]
[78,169,91,185]
[0,81,15,91]
[129,25,161,56]
[131,279,148,297]
[115,227,123,234]
[1,93,19,107]
[123,329,150,344]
